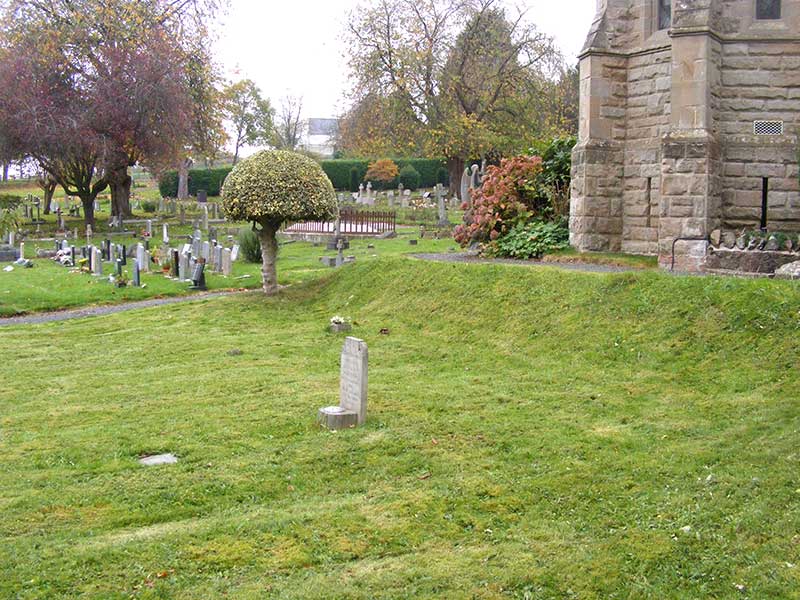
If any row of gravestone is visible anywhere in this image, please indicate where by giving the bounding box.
[345,184,454,224]
[50,235,240,285]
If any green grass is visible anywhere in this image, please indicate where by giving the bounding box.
[0,232,458,316]
[542,248,659,269]
[1,259,799,598]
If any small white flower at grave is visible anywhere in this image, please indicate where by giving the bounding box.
[329,315,352,333]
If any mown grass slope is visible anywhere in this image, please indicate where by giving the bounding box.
[1,259,798,599]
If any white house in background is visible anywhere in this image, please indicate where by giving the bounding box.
[303,118,339,157]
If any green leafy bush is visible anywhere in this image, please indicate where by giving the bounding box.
[494,220,569,259]
[398,165,421,190]
[396,159,443,188]
[0,194,22,238]
[141,200,157,213]
[349,167,360,193]
[157,171,179,197]
[437,167,450,186]
[530,136,577,218]
[238,228,262,263]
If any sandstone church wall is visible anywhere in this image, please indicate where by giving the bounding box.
[572,0,800,270]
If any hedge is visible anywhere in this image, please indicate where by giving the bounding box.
[158,167,233,198]
[158,158,448,196]
[319,158,446,190]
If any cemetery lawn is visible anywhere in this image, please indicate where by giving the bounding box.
[1,259,799,598]
[0,232,457,317]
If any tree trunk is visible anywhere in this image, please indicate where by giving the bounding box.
[43,183,56,210]
[258,223,279,295]
[108,164,132,217]
[447,156,465,200]
[1,163,8,182]
[178,158,192,200]
[81,195,95,228]
[39,178,57,215]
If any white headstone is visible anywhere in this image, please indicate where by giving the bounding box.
[179,252,189,281]
[340,337,368,425]
[92,247,103,276]
[202,241,210,260]
[222,248,232,277]
[230,244,240,262]
[162,224,169,244]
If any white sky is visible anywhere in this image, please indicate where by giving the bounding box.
[215,0,597,121]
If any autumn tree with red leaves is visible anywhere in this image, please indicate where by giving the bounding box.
[0,0,224,224]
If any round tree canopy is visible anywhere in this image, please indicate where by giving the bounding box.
[221,150,337,225]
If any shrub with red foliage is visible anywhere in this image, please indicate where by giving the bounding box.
[453,155,543,247]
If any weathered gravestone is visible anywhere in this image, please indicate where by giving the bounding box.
[189,261,207,291]
[318,337,368,430]
[222,248,232,277]
[92,247,103,276]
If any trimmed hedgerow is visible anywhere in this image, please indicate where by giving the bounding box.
[349,167,361,193]
[320,160,368,190]
[158,167,233,198]
[160,158,449,195]
[320,158,445,190]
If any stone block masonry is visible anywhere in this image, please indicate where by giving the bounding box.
[571,0,800,272]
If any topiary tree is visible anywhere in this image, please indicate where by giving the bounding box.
[222,150,337,295]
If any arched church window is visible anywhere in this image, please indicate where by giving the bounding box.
[657,0,671,30]
[756,0,781,19]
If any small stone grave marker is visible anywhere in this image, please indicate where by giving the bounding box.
[318,337,368,430]
[139,453,178,466]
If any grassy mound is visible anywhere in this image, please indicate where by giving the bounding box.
[1,259,799,598]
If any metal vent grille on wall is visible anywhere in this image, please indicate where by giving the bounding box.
[754,120,784,135]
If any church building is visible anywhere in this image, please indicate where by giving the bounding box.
[570,0,799,270]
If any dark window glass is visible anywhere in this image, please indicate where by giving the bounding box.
[658,0,671,29]
[756,0,781,19]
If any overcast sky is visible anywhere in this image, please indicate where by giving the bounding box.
[214,0,596,120]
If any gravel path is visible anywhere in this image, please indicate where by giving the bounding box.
[0,290,250,328]
[411,253,640,273]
